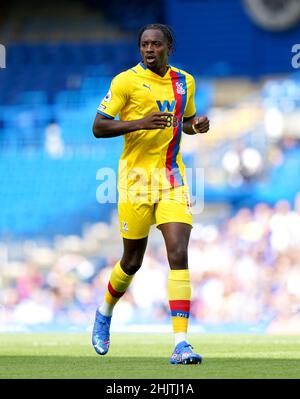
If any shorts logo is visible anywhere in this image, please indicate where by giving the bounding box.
[176,82,185,95]
[122,221,128,232]
[184,193,192,214]
[103,89,112,102]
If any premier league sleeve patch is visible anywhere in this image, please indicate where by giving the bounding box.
[103,89,112,103]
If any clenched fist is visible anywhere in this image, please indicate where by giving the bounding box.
[139,112,173,130]
[192,116,210,134]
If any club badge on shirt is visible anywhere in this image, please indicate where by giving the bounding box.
[176,82,185,95]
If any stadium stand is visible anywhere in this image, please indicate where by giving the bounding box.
[1,196,300,333]
[0,0,300,333]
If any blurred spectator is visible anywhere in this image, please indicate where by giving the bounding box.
[16,262,44,300]
[1,196,300,333]
[44,118,64,158]
[222,142,263,187]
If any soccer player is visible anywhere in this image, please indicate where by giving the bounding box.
[92,24,210,364]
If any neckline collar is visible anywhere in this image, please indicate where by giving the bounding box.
[139,61,171,79]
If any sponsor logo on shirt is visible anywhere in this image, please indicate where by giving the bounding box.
[156,100,176,112]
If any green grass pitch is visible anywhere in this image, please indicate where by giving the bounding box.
[0,333,299,379]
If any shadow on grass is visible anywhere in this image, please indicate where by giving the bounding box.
[1,356,300,379]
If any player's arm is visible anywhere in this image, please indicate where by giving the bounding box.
[93,112,172,138]
[183,115,210,135]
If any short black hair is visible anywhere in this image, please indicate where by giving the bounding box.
[138,23,175,52]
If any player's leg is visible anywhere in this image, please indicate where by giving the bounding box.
[103,195,152,312]
[160,222,202,364]
[159,222,191,342]
[99,236,148,317]
[156,187,202,364]
[92,237,148,355]
[92,193,152,355]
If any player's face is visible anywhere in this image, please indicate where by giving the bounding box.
[140,29,170,71]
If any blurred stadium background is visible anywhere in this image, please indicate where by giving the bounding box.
[0,0,300,335]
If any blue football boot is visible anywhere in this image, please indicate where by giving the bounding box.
[170,341,202,365]
[92,310,112,355]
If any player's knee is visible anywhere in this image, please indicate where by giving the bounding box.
[121,259,142,275]
[167,246,188,269]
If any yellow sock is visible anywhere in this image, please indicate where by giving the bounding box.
[168,269,191,342]
[99,261,134,316]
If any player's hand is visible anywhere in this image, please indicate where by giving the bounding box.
[139,112,173,130]
[192,116,210,134]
